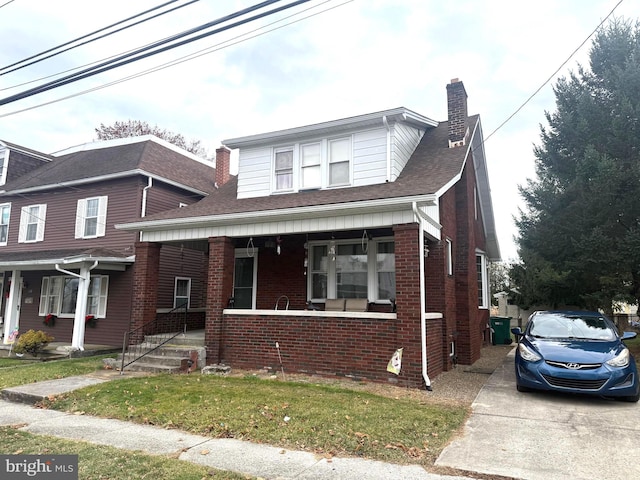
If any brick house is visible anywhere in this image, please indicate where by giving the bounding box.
[118,79,500,387]
[0,136,216,350]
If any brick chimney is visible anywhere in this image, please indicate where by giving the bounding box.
[446,78,468,148]
[215,146,231,187]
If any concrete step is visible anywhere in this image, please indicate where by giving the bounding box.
[120,362,182,374]
[143,334,205,347]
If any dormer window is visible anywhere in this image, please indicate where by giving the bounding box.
[301,142,321,189]
[274,148,293,191]
[328,138,350,186]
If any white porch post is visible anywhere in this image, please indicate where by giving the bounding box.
[2,270,21,344]
[70,263,93,351]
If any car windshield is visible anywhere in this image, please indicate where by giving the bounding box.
[528,313,616,341]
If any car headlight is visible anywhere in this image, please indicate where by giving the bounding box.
[606,348,630,368]
[518,343,541,362]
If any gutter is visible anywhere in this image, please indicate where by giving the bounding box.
[383,115,391,182]
[413,201,432,390]
[140,177,153,241]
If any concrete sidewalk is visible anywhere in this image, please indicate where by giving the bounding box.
[0,375,474,480]
[436,350,640,480]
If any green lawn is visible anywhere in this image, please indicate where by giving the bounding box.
[45,373,466,466]
[0,427,249,480]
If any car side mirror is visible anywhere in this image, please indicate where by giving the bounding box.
[511,327,523,337]
[621,331,638,340]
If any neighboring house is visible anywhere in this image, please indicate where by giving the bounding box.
[117,79,501,387]
[0,136,218,350]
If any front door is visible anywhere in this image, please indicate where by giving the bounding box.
[233,253,256,309]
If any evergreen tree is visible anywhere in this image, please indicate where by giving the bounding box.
[513,18,640,311]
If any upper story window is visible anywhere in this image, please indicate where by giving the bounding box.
[0,203,10,245]
[18,204,46,243]
[0,147,8,186]
[76,196,108,239]
[272,136,352,193]
[274,148,294,191]
[301,143,321,189]
[446,238,453,276]
[328,138,351,186]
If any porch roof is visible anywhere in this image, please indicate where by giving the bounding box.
[0,248,134,271]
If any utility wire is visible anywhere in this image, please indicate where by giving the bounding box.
[0,0,348,119]
[0,0,15,10]
[0,0,199,76]
[0,0,303,106]
[482,0,624,145]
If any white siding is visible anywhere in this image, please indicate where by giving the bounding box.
[237,147,272,199]
[352,128,388,186]
[390,123,424,181]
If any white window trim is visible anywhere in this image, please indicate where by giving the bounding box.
[476,251,489,309]
[0,202,11,246]
[0,147,8,186]
[271,135,352,194]
[233,249,258,309]
[75,196,108,239]
[18,204,46,243]
[307,237,394,303]
[39,274,109,318]
[446,238,453,276]
[174,277,192,309]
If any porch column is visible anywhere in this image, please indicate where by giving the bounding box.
[206,236,235,364]
[393,224,424,386]
[70,262,95,350]
[131,242,161,343]
[2,270,21,344]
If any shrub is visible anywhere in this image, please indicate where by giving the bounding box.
[14,329,55,357]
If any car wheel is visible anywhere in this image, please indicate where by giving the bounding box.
[516,384,532,393]
[620,391,640,403]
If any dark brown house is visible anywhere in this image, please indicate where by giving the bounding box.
[117,79,501,387]
[0,136,218,350]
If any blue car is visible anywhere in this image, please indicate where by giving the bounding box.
[511,311,639,403]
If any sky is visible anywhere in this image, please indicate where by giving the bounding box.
[0,0,636,261]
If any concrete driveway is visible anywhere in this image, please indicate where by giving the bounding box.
[436,349,640,480]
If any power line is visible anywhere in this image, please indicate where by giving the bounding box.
[0,0,309,106]
[482,0,625,145]
[0,0,15,10]
[0,0,199,76]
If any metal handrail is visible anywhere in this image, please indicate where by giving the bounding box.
[120,305,188,374]
[275,295,289,310]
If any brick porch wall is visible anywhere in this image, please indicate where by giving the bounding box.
[130,242,161,342]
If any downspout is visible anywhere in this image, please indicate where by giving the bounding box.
[412,202,432,390]
[56,261,99,351]
[140,176,153,241]
[383,115,391,182]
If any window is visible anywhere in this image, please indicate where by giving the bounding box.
[233,251,257,309]
[328,138,350,185]
[39,275,109,317]
[301,142,321,188]
[446,238,453,276]
[0,203,10,245]
[376,241,396,300]
[76,196,108,238]
[19,204,46,243]
[274,148,293,191]
[0,147,7,186]
[308,239,394,302]
[476,253,488,308]
[174,277,191,308]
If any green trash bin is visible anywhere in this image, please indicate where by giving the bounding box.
[490,316,513,345]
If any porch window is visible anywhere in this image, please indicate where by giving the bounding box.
[476,253,488,309]
[301,142,321,189]
[0,203,10,245]
[274,148,293,191]
[233,251,257,309]
[39,275,109,318]
[308,239,394,302]
[18,204,46,243]
[328,138,350,186]
[174,277,191,308]
[76,196,108,238]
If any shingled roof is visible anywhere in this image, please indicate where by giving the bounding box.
[1,136,217,195]
[120,117,475,223]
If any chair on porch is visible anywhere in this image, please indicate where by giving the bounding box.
[324,298,346,311]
